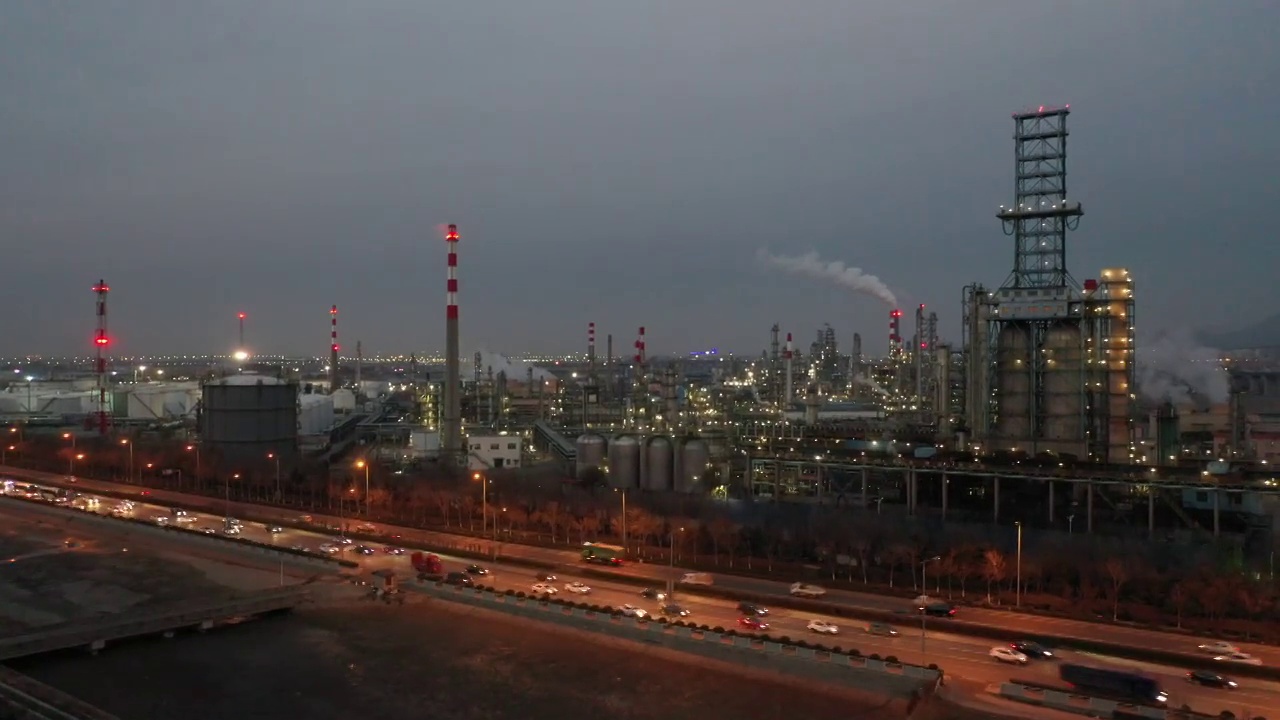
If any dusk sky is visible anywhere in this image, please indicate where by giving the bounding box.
[2,1,1276,358]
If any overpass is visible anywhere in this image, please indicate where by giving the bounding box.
[0,586,310,663]
[0,667,119,720]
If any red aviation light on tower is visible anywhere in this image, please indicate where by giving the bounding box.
[445,224,460,242]
[238,312,246,320]
[95,335,109,347]
[92,281,110,293]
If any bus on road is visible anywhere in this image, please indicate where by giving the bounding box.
[581,542,624,565]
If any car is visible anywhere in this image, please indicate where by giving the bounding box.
[738,616,769,631]
[639,588,666,601]
[919,603,956,617]
[660,603,690,617]
[737,602,769,616]
[564,582,592,594]
[790,582,827,598]
[807,619,839,635]
[352,545,376,555]
[265,525,284,534]
[536,572,557,582]
[221,525,241,536]
[990,647,1029,665]
[383,546,405,555]
[444,572,474,587]
[621,605,648,618]
[201,526,218,535]
[1198,641,1239,655]
[1214,652,1262,666]
[465,564,489,576]
[354,523,377,533]
[1011,641,1054,659]
[531,582,558,595]
[1187,670,1238,689]
[337,537,353,545]
[866,622,899,637]
[318,543,340,554]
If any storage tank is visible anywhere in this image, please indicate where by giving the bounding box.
[607,434,641,489]
[201,375,298,466]
[644,436,673,491]
[575,433,608,479]
[676,438,710,493]
[994,325,1031,440]
[1042,323,1084,443]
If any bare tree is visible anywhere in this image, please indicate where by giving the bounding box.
[708,516,738,567]
[1169,581,1187,629]
[983,548,1007,604]
[1104,557,1130,621]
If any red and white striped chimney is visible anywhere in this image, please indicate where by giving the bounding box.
[634,326,646,365]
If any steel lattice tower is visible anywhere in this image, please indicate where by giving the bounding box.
[998,106,1083,289]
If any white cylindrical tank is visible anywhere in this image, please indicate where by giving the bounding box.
[607,434,641,488]
[676,438,710,493]
[575,433,608,479]
[644,436,673,491]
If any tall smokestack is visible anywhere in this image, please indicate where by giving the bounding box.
[631,326,647,429]
[889,309,902,356]
[915,304,925,400]
[329,305,340,392]
[442,224,462,465]
[93,279,111,435]
[238,312,246,349]
[587,322,596,377]
[784,332,794,406]
[851,332,863,394]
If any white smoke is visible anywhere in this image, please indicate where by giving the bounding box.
[1136,327,1228,406]
[758,249,898,307]
[853,375,890,397]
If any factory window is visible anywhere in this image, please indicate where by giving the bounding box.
[507,443,518,450]
[470,444,480,451]
[489,443,500,450]
[1195,491,1208,503]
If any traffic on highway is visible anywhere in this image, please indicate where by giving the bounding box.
[3,469,1279,713]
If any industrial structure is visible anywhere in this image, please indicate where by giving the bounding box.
[92,280,110,435]
[961,106,1135,463]
[441,224,463,469]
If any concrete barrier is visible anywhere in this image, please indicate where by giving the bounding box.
[997,682,1166,719]
[414,582,940,697]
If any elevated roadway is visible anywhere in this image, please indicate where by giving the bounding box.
[3,467,1277,716]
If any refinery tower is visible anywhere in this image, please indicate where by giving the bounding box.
[963,106,1136,463]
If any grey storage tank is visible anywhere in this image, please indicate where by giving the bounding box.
[676,438,710,493]
[607,434,641,489]
[575,433,608,479]
[644,436,673,491]
[201,374,298,468]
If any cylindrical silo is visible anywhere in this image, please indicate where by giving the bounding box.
[607,434,641,489]
[1042,323,1084,443]
[575,433,608,479]
[676,438,710,494]
[994,325,1031,441]
[644,436,673,491]
[201,375,299,468]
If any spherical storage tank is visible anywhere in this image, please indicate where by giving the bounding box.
[201,375,298,467]
[607,435,641,489]
[575,433,608,480]
[644,436,673,491]
[676,438,710,494]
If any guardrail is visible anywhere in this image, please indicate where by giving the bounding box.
[0,586,310,662]
[415,581,940,699]
[997,681,1166,719]
[0,667,119,720]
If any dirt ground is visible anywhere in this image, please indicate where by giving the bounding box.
[12,595,1002,720]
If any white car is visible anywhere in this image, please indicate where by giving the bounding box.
[531,583,558,595]
[990,647,1029,664]
[318,543,340,554]
[564,582,592,594]
[1214,652,1262,666]
[1199,641,1239,655]
[621,605,648,618]
[791,582,827,598]
[807,619,839,635]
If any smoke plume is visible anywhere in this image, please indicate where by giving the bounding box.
[758,249,898,307]
[1136,327,1228,407]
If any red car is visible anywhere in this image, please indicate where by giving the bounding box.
[738,616,769,631]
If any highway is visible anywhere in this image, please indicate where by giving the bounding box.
[3,467,1278,715]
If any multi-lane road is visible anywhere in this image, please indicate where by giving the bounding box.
[3,467,1278,714]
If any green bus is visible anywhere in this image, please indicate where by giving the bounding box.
[581,542,625,565]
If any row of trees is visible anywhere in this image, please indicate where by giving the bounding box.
[8,437,1278,640]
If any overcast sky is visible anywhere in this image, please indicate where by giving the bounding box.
[1,1,1276,358]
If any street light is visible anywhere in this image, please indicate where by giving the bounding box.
[62,432,76,451]
[1015,521,1024,609]
[268,452,281,498]
[119,439,132,482]
[186,445,201,487]
[2,445,13,464]
[615,488,627,554]
[70,453,84,475]
[226,473,240,519]
[473,472,487,537]
[355,460,370,517]
[920,555,941,657]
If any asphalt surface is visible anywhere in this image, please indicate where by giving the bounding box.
[3,467,1277,716]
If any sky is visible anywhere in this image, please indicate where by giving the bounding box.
[1,1,1277,358]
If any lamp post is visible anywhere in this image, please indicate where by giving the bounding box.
[1015,521,1024,609]
[615,488,628,554]
[119,439,132,482]
[920,555,941,657]
[668,527,684,595]
[268,452,281,499]
[2,445,13,464]
[70,453,84,475]
[473,472,487,537]
[226,472,239,520]
[186,445,201,488]
[1068,514,1075,535]
[355,460,370,517]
